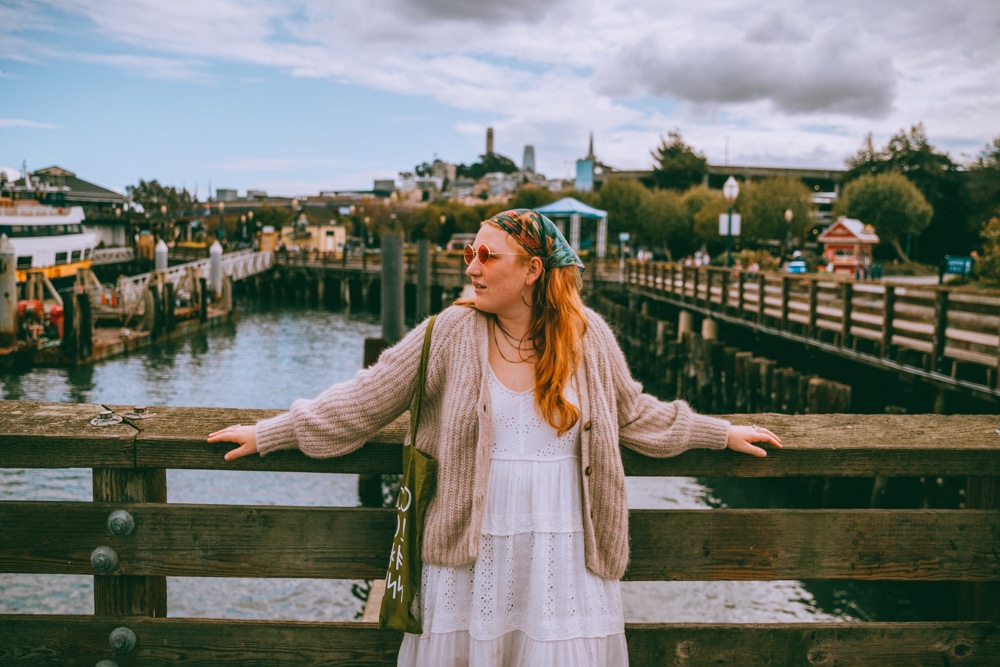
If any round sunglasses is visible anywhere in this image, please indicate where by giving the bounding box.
[463,243,524,265]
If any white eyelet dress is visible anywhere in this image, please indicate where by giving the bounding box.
[397,366,629,666]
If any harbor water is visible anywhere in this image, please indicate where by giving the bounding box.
[2,300,867,623]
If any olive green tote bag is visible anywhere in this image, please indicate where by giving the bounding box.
[379,314,438,634]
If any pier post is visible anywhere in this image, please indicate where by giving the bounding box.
[381,233,405,344]
[209,240,223,298]
[677,310,693,342]
[154,238,168,272]
[0,235,15,347]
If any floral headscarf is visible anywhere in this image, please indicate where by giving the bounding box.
[485,209,585,273]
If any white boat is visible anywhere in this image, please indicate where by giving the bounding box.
[0,201,98,283]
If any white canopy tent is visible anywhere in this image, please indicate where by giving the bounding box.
[534,197,609,259]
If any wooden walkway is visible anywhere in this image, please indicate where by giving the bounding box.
[624,262,1000,401]
[1,402,998,665]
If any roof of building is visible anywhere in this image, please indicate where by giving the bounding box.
[22,165,126,205]
[817,216,880,244]
[534,197,607,219]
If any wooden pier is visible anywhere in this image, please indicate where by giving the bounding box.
[624,262,1000,402]
[1,402,998,665]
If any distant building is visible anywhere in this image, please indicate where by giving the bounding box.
[216,189,238,201]
[523,146,535,173]
[817,217,880,276]
[486,127,494,156]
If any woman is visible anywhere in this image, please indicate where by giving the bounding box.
[209,209,781,666]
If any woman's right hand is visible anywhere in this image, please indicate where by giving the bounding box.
[207,424,258,461]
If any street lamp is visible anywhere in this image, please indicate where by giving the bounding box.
[160,204,168,243]
[723,176,740,267]
[784,208,794,259]
[240,214,247,247]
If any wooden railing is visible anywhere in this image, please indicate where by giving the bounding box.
[2,402,998,665]
[626,262,1000,397]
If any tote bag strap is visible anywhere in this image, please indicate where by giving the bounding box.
[409,313,437,447]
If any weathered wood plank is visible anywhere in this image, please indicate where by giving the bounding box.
[624,622,1000,667]
[4,503,998,581]
[5,406,1000,477]
[625,509,1000,581]
[122,405,410,472]
[0,502,394,579]
[0,401,136,468]
[1,616,997,666]
[0,616,403,666]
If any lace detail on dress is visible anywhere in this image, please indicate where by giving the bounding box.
[487,365,579,460]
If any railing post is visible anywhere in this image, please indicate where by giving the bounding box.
[720,268,730,313]
[881,284,896,358]
[756,274,766,324]
[737,271,746,318]
[93,468,167,616]
[807,278,818,340]
[959,476,1000,621]
[931,289,949,373]
[841,281,854,349]
[780,276,791,331]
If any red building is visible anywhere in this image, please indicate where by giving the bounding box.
[817,217,880,276]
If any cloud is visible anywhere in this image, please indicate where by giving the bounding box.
[593,24,897,118]
[0,118,60,129]
[396,0,567,23]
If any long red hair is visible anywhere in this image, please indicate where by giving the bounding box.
[457,228,588,435]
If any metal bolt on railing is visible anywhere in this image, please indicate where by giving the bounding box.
[123,406,156,419]
[107,510,135,536]
[90,410,123,427]
[90,546,119,573]
[109,626,137,655]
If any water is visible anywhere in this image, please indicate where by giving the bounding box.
[1,301,847,623]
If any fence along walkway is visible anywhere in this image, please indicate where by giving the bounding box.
[1,402,999,665]
[626,262,1000,401]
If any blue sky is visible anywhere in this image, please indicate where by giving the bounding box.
[2,0,999,198]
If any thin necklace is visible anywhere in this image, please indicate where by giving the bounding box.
[494,318,528,346]
[492,319,534,364]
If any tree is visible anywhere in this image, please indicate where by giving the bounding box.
[125,179,197,240]
[967,136,1000,236]
[252,205,293,235]
[596,178,649,240]
[635,188,687,259]
[973,207,1000,286]
[835,172,933,262]
[736,177,812,254]
[649,131,708,191]
[845,124,966,260]
[684,187,729,258]
[508,185,558,210]
[456,153,518,180]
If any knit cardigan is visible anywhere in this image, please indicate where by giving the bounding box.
[254,304,731,580]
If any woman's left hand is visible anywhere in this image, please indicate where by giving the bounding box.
[727,424,782,458]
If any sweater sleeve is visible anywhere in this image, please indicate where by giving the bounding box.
[589,311,730,457]
[254,315,433,458]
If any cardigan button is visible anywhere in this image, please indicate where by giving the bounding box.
[585,466,592,476]
[583,421,592,431]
